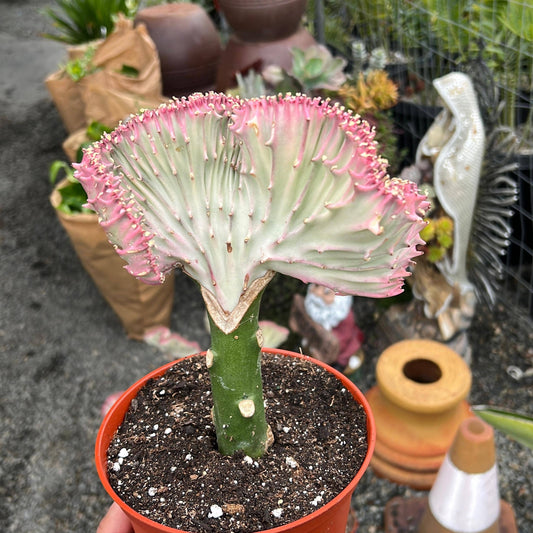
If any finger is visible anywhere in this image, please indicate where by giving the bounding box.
[97,502,133,533]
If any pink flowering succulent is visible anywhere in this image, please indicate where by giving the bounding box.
[75,93,427,457]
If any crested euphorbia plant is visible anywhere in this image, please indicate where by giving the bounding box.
[75,93,427,458]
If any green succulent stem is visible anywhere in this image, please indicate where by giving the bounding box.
[207,290,270,458]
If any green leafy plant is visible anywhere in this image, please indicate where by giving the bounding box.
[42,0,139,45]
[64,44,97,81]
[305,0,397,56]
[473,405,533,450]
[50,161,93,214]
[290,45,348,92]
[398,0,532,137]
[231,70,268,100]
[50,121,113,214]
[75,93,427,458]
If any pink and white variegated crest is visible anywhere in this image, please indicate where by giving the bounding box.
[75,93,428,332]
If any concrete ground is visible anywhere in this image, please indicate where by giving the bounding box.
[0,3,210,531]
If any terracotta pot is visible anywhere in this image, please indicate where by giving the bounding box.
[51,181,174,340]
[365,339,472,490]
[216,27,316,91]
[218,0,307,42]
[134,4,222,97]
[95,348,376,533]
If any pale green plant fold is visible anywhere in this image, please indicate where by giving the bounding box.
[473,405,533,450]
[75,93,427,457]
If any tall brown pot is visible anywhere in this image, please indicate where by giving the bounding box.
[134,3,222,98]
[218,0,307,42]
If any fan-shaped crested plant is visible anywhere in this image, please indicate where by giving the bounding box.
[75,93,427,458]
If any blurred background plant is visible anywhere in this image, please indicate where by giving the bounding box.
[393,0,532,142]
[473,405,533,450]
[42,0,139,44]
[49,121,112,214]
[63,44,97,80]
[419,215,454,264]
[337,41,405,175]
[260,44,347,95]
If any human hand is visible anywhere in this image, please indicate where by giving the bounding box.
[97,502,133,533]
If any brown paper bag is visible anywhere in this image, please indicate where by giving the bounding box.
[79,69,166,126]
[62,128,88,162]
[51,183,175,340]
[45,69,86,134]
[79,17,166,125]
[91,18,163,99]
[46,18,165,135]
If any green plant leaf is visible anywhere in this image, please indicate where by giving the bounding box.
[426,244,446,263]
[304,57,325,78]
[119,64,140,78]
[420,221,435,242]
[473,405,533,450]
[50,159,92,214]
[58,180,92,213]
[437,232,453,249]
[49,160,74,185]
[86,121,113,141]
[42,0,139,44]
[501,2,533,42]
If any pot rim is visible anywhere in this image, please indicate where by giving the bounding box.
[95,347,376,533]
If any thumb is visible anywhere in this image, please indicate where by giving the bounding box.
[97,502,134,533]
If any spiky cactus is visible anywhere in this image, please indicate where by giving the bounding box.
[75,93,427,458]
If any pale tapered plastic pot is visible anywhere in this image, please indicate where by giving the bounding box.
[95,348,376,533]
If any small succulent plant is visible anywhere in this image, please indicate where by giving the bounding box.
[263,45,347,95]
[339,70,399,115]
[350,40,389,78]
[290,45,348,92]
[233,69,268,99]
[75,93,427,458]
[420,215,454,264]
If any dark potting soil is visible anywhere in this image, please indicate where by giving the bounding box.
[106,352,368,532]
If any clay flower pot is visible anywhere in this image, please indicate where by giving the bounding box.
[216,27,316,91]
[218,0,307,43]
[95,348,376,533]
[366,339,472,490]
[134,3,222,97]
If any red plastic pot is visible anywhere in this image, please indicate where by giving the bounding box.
[95,348,376,533]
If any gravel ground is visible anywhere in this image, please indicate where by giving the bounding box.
[1,2,532,532]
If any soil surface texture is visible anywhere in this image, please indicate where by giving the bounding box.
[107,353,368,532]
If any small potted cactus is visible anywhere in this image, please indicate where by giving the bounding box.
[76,93,427,532]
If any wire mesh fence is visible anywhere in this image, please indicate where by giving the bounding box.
[311,0,532,317]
